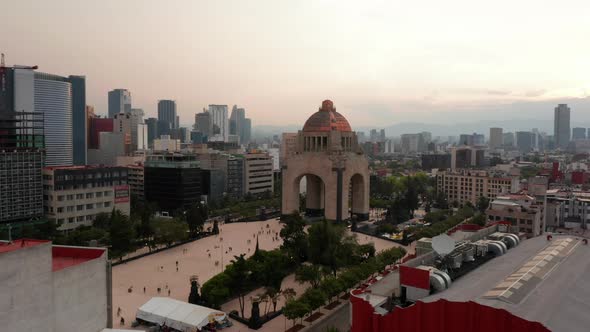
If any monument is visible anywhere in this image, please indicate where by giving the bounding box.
[281,100,369,222]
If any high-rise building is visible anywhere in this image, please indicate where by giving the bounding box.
[554,104,571,149]
[108,89,131,118]
[69,75,86,165]
[516,131,534,152]
[380,129,386,142]
[572,127,586,140]
[137,123,148,150]
[207,104,229,142]
[88,116,114,149]
[489,127,503,149]
[144,153,211,214]
[129,108,144,151]
[113,112,132,154]
[503,132,515,147]
[145,117,158,147]
[400,133,426,153]
[34,72,74,166]
[243,118,252,144]
[0,65,45,224]
[158,100,177,131]
[194,111,212,140]
[244,152,274,195]
[230,105,246,144]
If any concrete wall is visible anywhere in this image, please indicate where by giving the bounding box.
[53,250,108,332]
[0,243,54,332]
[0,243,108,332]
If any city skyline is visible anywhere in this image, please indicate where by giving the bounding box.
[3,0,590,127]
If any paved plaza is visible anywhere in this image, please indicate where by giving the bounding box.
[112,218,404,331]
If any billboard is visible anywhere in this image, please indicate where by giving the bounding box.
[114,185,130,203]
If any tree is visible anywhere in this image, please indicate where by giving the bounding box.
[109,209,136,259]
[308,220,357,276]
[93,212,111,230]
[295,264,322,288]
[152,218,188,247]
[471,213,487,226]
[212,220,220,235]
[476,196,490,213]
[283,300,309,328]
[301,288,326,314]
[186,202,208,238]
[280,214,308,263]
[226,254,251,318]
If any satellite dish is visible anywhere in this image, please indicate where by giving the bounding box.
[432,234,456,257]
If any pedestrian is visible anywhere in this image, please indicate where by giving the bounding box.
[176,267,179,272]
[117,307,121,317]
[176,261,178,266]
[143,286,146,293]
[120,317,125,326]
[168,289,171,296]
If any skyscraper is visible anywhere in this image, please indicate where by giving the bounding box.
[69,75,86,165]
[108,89,131,118]
[158,99,177,131]
[207,104,228,142]
[35,72,73,166]
[243,118,252,144]
[0,65,45,223]
[145,117,158,147]
[572,127,586,140]
[230,105,246,143]
[129,108,144,151]
[489,127,503,149]
[194,111,211,140]
[516,131,534,152]
[554,104,571,149]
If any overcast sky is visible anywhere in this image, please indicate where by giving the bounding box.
[2,0,590,128]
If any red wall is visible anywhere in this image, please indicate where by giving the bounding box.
[89,118,114,149]
[399,265,430,290]
[350,298,549,332]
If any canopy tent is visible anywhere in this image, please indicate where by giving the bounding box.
[136,297,227,331]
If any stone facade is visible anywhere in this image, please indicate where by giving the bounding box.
[281,100,369,222]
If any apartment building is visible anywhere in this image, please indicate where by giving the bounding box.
[244,152,274,195]
[436,169,518,205]
[486,193,544,237]
[43,166,130,231]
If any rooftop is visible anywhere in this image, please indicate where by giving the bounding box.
[0,239,106,271]
[422,234,590,331]
[302,99,352,132]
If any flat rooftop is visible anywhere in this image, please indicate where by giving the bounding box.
[423,235,590,332]
[0,239,105,271]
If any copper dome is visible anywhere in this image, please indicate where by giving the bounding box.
[302,100,352,132]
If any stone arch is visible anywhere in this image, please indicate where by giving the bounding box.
[296,174,325,217]
[349,173,369,221]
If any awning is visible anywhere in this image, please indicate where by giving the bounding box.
[136,297,227,331]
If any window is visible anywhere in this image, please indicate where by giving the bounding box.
[86,193,93,199]
[96,192,103,198]
[76,193,84,199]
[86,215,94,221]
[57,207,64,213]
[96,202,103,208]
[67,206,74,212]
[86,203,94,209]
[104,191,111,197]
[68,217,75,223]
[67,194,74,200]
[104,202,111,208]
[77,205,84,211]
[77,216,85,222]
[57,195,65,201]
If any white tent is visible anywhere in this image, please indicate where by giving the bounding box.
[136,297,227,331]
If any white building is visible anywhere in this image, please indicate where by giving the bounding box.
[244,152,274,195]
[0,239,109,332]
[207,104,229,142]
[153,135,181,152]
[137,123,148,150]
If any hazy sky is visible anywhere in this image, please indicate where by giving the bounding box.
[2,0,590,128]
